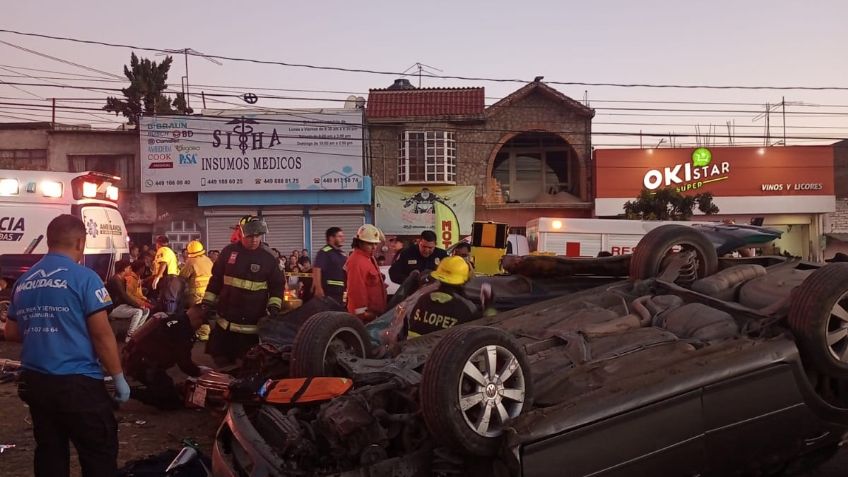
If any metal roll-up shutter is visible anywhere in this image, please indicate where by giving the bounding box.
[206,216,240,252]
[310,214,364,257]
[264,215,305,254]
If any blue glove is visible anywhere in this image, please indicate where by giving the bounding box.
[112,373,131,403]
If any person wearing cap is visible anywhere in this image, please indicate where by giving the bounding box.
[151,235,179,294]
[345,224,388,322]
[106,258,150,342]
[179,240,214,341]
[407,256,481,338]
[202,216,284,365]
[388,230,448,285]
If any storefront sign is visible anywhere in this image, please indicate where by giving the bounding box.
[595,146,835,216]
[375,186,475,235]
[139,112,363,193]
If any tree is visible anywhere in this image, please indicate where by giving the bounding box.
[623,187,719,220]
[104,53,193,127]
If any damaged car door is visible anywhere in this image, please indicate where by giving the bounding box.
[521,389,705,477]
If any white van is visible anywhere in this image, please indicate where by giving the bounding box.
[526,217,709,257]
[0,170,130,291]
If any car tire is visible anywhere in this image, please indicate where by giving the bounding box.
[420,326,532,457]
[630,225,718,281]
[290,311,371,378]
[788,263,848,378]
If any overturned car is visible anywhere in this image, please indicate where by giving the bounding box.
[213,225,848,476]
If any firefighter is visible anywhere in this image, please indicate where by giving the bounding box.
[312,227,347,304]
[180,240,214,341]
[407,256,480,337]
[202,216,284,365]
[345,224,387,322]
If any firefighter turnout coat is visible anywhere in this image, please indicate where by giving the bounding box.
[203,242,284,327]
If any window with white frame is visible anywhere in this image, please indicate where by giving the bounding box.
[398,131,456,184]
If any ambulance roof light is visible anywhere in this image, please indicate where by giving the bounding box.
[0,179,19,196]
[82,181,97,198]
[41,180,63,198]
[105,185,119,201]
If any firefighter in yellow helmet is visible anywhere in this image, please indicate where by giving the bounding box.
[202,216,284,365]
[179,240,214,340]
[407,256,480,337]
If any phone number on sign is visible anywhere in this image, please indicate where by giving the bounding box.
[150,180,192,186]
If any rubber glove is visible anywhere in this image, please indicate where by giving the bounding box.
[112,373,131,403]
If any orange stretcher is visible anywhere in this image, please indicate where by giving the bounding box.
[262,377,353,405]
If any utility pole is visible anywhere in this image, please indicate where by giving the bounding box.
[51,98,55,129]
[782,96,786,146]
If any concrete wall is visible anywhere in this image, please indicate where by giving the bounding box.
[0,129,48,151]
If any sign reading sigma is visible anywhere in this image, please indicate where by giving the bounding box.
[139,112,364,193]
[643,147,731,192]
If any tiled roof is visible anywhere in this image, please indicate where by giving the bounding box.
[366,87,485,119]
[486,81,595,118]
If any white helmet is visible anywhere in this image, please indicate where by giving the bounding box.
[356,224,385,244]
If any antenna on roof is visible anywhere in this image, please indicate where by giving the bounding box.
[402,62,443,88]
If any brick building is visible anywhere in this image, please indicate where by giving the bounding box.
[823,139,848,259]
[367,79,595,235]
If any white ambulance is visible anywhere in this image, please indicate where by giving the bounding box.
[0,170,130,315]
[526,217,704,257]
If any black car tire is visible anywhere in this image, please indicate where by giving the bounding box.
[788,263,848,378]
[630,225,718,281]
[290,311,371,377]
[420,326,533,457]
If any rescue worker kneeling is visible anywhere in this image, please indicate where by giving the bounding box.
[121,305,211,410]
[407,256,483,337]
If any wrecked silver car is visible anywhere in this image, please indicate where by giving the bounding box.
[213,225,847,476]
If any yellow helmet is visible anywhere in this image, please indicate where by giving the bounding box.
[186,240,206,257]
[355,224,385,244]
[430,256,472,286]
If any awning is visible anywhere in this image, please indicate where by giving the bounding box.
[825,233,848,242]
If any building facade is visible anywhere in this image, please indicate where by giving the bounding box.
[367,79,595,237]
[594,145,836,261]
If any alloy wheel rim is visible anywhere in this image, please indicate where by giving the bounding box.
[826,293,848,363]
[458,344,526,438]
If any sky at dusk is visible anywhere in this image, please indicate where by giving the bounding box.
[3,0,848,146]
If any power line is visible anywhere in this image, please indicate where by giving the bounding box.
[0,38,123,79]
[4,28,848,91]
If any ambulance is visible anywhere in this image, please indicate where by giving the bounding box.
[527,218,700,257]
[0,170,130,304]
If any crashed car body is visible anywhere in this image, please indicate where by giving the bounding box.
[213,225,848,476]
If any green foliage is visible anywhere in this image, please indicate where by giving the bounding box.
[103,53,193,127]
[623,187,720,220]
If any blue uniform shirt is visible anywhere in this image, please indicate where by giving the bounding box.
[8,253,113,378]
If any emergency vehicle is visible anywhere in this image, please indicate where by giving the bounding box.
[526,217,707,257]
[0,170,130,320]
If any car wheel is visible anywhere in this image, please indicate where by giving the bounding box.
[788,263,848,378]
[630,225,718,283]
[290,311,371,377]
[420,326,532,457]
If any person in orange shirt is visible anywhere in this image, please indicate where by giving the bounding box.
[345,224,387,322]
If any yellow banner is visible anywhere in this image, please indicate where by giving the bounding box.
[434,200,461,249]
